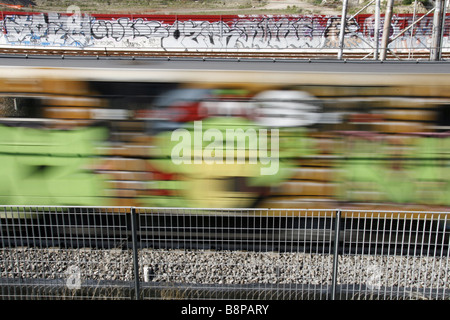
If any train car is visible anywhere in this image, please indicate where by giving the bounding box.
[1,60,450,212]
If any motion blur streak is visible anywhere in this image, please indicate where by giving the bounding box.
[1,65,450,211]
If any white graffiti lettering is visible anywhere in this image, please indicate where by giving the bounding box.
[0,13,443,51]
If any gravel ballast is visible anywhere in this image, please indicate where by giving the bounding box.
[1,247,449,292]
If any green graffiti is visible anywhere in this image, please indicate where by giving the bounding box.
[141,117,314,207]
[0,125,109,206]
[151,117,299,183]
[339,135,450,206]
[410,136,450,205]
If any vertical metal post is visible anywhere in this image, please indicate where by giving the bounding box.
[338,0,348,60]
[408,0,418,59]
[439,0,449,60]
[131,207,140,300]
[374,0,381,60]
[380,0,394,61]
[220,15,223,43]
[431,0,444,60]
[331,209,341,300]
[1,11,5,38]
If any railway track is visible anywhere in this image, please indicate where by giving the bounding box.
[0,47,446,61]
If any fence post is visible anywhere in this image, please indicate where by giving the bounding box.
[331,209,341,300]
[130,207,140,300]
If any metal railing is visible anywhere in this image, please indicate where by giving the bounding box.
[0,206,448,300]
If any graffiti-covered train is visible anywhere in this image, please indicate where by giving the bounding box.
[1,64,450,211]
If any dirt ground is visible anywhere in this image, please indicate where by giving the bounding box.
[0,0,428,15]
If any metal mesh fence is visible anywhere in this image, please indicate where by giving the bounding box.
[337,210,450,300]
[0,206,135,300]
[0,206,448,300]
[135,208,336,300]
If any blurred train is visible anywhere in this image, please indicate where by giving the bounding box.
[1,62,450,211]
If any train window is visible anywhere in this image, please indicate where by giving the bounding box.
[437,104,450,127]
[0,97,41,118]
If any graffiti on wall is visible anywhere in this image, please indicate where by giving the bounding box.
[0,12,446,50]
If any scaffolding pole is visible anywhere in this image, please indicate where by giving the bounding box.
[338,0,348,60]
[431,0,445,60]
[380,0,394,61]
[439,0,449,60]
[374,0,381,60]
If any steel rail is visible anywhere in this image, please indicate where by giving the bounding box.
[0,47,446,60]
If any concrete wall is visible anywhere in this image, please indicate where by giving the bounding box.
[0,12,447,51]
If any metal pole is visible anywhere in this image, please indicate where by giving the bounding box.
[431,0,444,60]
[130,207,141,300]
[331,209,341,300]
[1,11,4,36]
[338,0,348,60]
[380,0,394,61]
[439,0,449,60]
[408,0,418,59]
[374,0,381,60]
[220,15,223,40]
